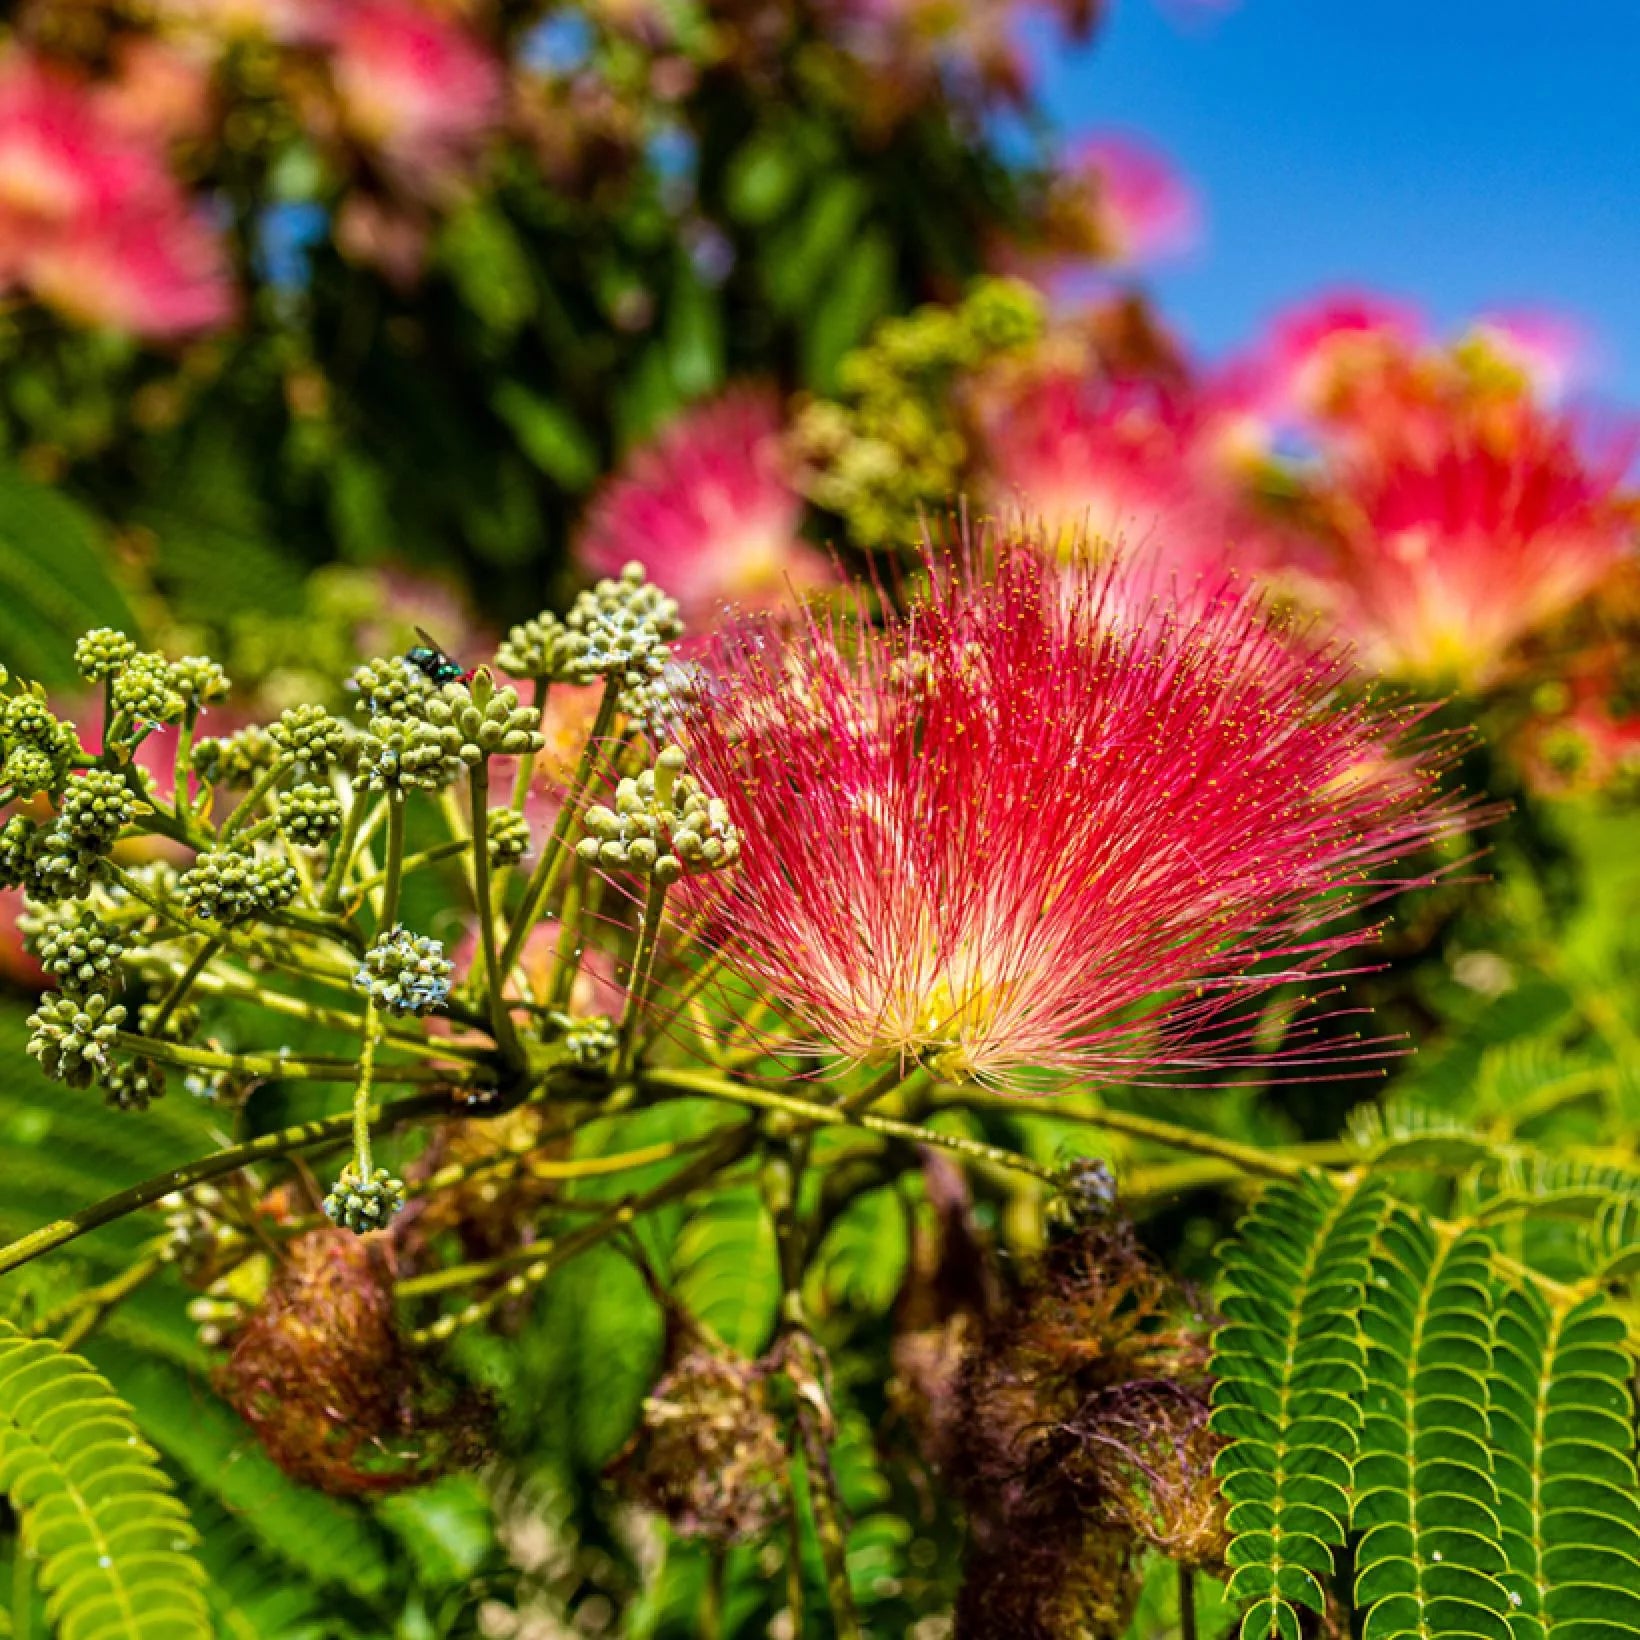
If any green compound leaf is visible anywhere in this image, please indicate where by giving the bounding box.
[0,1320,210,1640]
[1490,1288,1640,1640]
[1212,1172,1392,1639]
[1354,1215,1512,1640]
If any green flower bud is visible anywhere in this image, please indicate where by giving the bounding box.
[25,821,100,902]
[486,807,531,865]
[577,748,739,880]
[323,1164,406,1234]
[3,744,56,798]
[349,656,432,720]
[58,768,133,846]
[353,925,453,1016]
[270,703,356,771]
[30,911,125,994]
[192,725,279,787]
[423,678,544,767]
[356,715,462,793]
[74,627,137,683]
[112,654,187,725]
[4,693,56,745]
[27,991,126,1089]
[541,1011,618,1069]
[169,655,231,708]
[177,849,299,925]
[561,564,683,691]
[278,781,344,846]
[0,815,37,889]
[102,1055,167,1112]
[496,612,581,683]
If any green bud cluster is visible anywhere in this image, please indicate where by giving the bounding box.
[102,1054,167,1112]
[30,912,126,992]
[169,656,232,709]
[2,691,79,799]
[26,991,126,1090]
[563,564,684,691]
[353,925,453,1016]
[58,769,134,846]
[350,655,433,720]
[356,713,463,793]
[140,997,202,1044]
[112,654,187,725]
[543,1011,619,1069]
[270,703,356,771]
[323,1164,406,1234]
[26,823,102,903]
[579,746,740,882]
[423,677,545,766]
[74,628,137,683]
[192,725,280,787]
[495,611,579,683]
[486,806,531,865]
[278,781,344,845]
[178,849,300,925]
[160,1185,238,1278]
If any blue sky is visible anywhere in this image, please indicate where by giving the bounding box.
[1028,1,1640,398]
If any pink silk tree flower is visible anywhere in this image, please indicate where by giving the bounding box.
[674,532,1467,1089]
[302,0,503,196]
[1293,399,1637,691]
[0,53,233,338]
[1066,134,1200,267]
[578,388,833,624]
[973,366,1271,587]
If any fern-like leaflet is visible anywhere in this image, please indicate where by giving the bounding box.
[0,1319,210,1640]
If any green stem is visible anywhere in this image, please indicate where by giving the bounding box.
[379,791,406,929]
[0,1089,449,1277]
[1179,1565,1196,1640]
[109,1031,459,1085]
[701,1550,725,1640]
[788,1330,861,1640]
[643,1069,1063,1183]
[509,678,548,812]
[53,1253,165,1352]
[353,837,469,893]
[220,755,292,840]
[946,1089,1307,1182]
[470,763,523,1064]
[498,676,620,980]
[321,785,371,910]
[616,875,669,1076]
[352,1002,382,1176]
[143,935,220,1038]
[172,706,198,823]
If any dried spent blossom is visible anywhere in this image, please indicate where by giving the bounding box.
[216,1229,482,1494]
[609,1339,787,1543]
[577,388,832,622]
[678,530,1467,1087]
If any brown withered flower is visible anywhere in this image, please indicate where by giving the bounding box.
[216,1228,485,1495]
[609,1328,787,1544]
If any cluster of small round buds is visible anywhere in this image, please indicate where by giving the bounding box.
[579,747,740,883]
[270,703,356,771]
[31,912,125,993]
[177,849,300,925]
[323,1165,406,1234]
[169,655,231,708]
[353,925,453,1016]
[160,1185,238,1278]
[349,655,433,720]
[423,678,545,766]
[112,654,187,724]
[486,807,531,865]
[494,612,572,682]
[74,628,137,683]
[620,659,706,736]
[5,694,56,744]
[0,815,37,889]
[26,991,126,1088]
[192,724,279,787]
[2,743,55,797]
[543,1010,619,1068]
[356,715,462,793]
[25,824,100,902]
[277,782,344,846]
[562,564,683,691]
[58,768,133,846]
[102,1054,167,1112]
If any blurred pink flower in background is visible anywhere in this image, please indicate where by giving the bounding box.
[295,0,503,195]
[0,51,233,337]
[973,365,1269,584]
[1068,133,1200,266]
[578,388,834,624]
[1287,397,1638,690]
